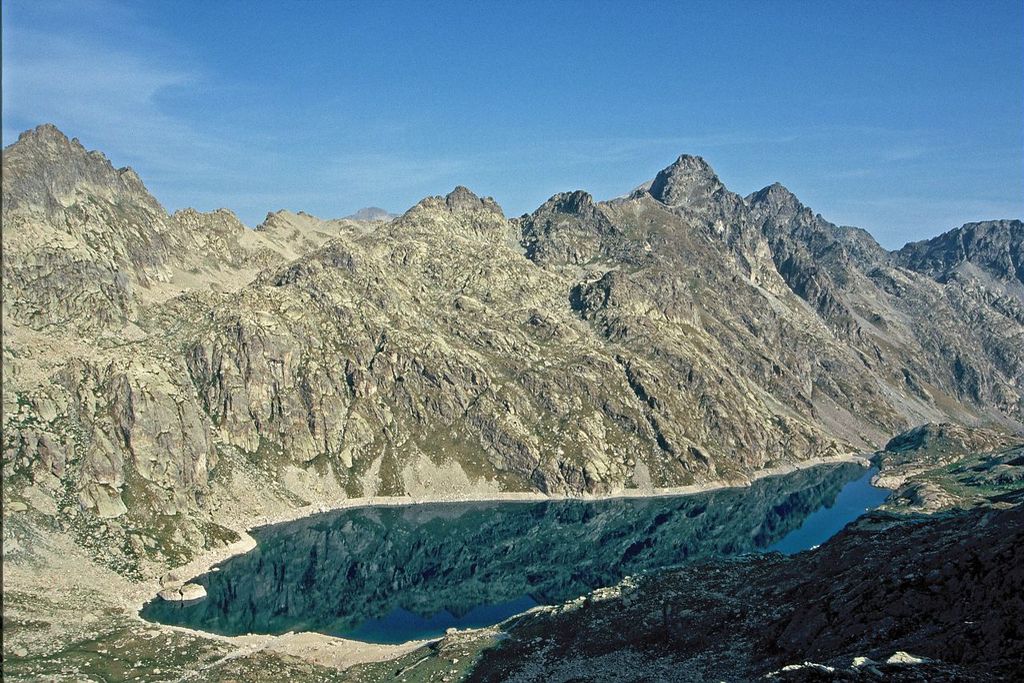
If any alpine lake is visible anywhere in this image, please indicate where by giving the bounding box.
[141,461,889,644]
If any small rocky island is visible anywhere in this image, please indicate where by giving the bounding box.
[157,571,208,603]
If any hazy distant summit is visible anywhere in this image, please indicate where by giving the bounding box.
[344,206,397,222]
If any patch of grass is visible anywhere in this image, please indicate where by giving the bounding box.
[3,619,230,683]
[895,447,1024,510]
[342,632,500,683]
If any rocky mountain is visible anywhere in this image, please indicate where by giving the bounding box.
[3,125,1023,579]
[0,125,375,331]
[897,220,1024,295]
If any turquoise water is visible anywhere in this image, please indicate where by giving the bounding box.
[344,595,539,643]
[768,466,890,554]
[142,462,886,644]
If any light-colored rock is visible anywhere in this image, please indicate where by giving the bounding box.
[21,486,57,516]
[886,651,930,665]
[158,582,207,602]
[179,583,207,601]
[160,571,183,588]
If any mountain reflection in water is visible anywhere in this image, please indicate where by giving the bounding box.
[142,462,885,643]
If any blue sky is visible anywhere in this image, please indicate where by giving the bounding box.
[3,0,1021,247]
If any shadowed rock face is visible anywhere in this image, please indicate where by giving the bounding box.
[2,124,1022,577]
[140,462,871,640]
[1,124,162,216]
[519,191,619,265]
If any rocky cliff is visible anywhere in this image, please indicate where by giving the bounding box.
[3,125,1023,576]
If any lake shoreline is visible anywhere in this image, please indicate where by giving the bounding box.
[127,452,872,671]
[249,452,873,531]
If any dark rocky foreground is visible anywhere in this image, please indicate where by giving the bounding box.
[344,495,1024,682]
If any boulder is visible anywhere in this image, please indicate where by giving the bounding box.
[158,582,207,602]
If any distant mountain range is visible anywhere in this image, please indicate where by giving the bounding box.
[2,123,1022,573]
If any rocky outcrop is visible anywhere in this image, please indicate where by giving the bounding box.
[519,191,619,266]
[158,583,207,602]
[646,154,739,213]
[882,422,1016,461]
[871,423,1024,510]
[1,125,174,328]
[2,124,164,218]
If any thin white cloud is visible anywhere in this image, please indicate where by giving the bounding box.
[314,153,471,195]
[4,29,244,173]
[1,9,475,222]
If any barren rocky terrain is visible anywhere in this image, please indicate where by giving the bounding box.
[3,124,1023,680]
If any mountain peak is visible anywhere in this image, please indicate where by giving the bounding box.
[16,122,72,146]
[438,185,503,215]
[7,124,109,167]
[7,123,88,163]
[897,219,1024,287]
[746,182,804,215]
[647,154,726,207]
[445,185,481,208]
[543,190,597,215]
[3,124,161,215]
[749,182,796,202]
